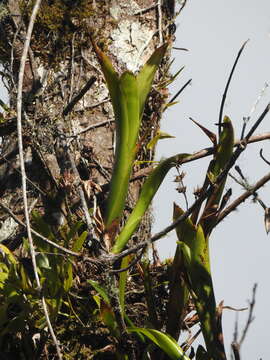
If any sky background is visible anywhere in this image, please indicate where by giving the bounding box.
[153,1,270,359]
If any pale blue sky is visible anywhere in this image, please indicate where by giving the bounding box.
[154,1,270,358]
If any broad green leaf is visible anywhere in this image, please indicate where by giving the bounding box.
[66,221,83,242]
[105,72,139,228]
[112,154,189,253]
[63,259,73,292]
[137,43,168,119]
[119,72,140,148]
[87,279,110,305]
[174,204,223,358]
[128,327,190,360]
[93,42,168,230]
[72,231,87,252]
[0,244,17,265]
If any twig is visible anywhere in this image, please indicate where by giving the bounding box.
[0,201,102,266]
[178,0,187,13]
[259,148,270,166]
[109,248,145,274]
[16,0,63,359]
[73,118,114,137]
[134,3,158,15]
[179,132,270,166]
[231,342,240,360]
[231,284,257,360]
[166,78,192,108]
[68,33,76,104]
[62,76,97,116]
[1,155,47,196]
[0,201,78,255]
[239,284,257,346]
[157,0,163,45]
[73,97,109,112]
[217,171,270,224]
[241,82,269,139]
[245,103,270,141]
[218,40,249,136]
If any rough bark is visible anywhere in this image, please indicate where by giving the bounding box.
[0,1,183,358]
[0,0,176,249]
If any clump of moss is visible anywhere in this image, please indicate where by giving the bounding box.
[18,0,107,67]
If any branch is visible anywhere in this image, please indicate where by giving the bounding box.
[231,284,257,360]
[16,0,63,358]
[239,284,257,346]
[218,40,249,136]
[73,119,114,137]
[62,76,97,116]
[166,78,192,107]
[180,132,270,166]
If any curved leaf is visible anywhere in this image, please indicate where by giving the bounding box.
[137,43,168,119]
[112,154,189,253]
[93,42,168,230]
[128,327,190,360]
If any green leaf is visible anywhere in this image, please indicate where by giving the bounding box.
[112,154,189,253]
[93,42,168,230]
[105,72,139,228]
[174,204,223,358]
[119,255,130,316]
[137,43,168,119]
[0,244,17,265]
[72,231,87,252]
[200,116,234,236]
[88,280,110,305]
[128,327,190,360]
[36,253,51,270]
[146,130,175,150]
[0,99,9,112]
[166,205,191,339]
[67,221,83,242]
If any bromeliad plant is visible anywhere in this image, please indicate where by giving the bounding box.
[93,42,237,359]
[92,41,190,253]
[168,117,234,360]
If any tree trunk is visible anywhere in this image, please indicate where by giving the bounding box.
[0,0,180,358]
[0,0,175,249]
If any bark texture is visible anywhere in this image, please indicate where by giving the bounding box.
[0,0,176,249]
[0,1,184,358]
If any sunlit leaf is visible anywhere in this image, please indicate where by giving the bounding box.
[112,154,189,253]
[146,130,175,150]
[88,279,110,305]
[128,327,190,360]
[119,255,130,316]
[93,42,168,231]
